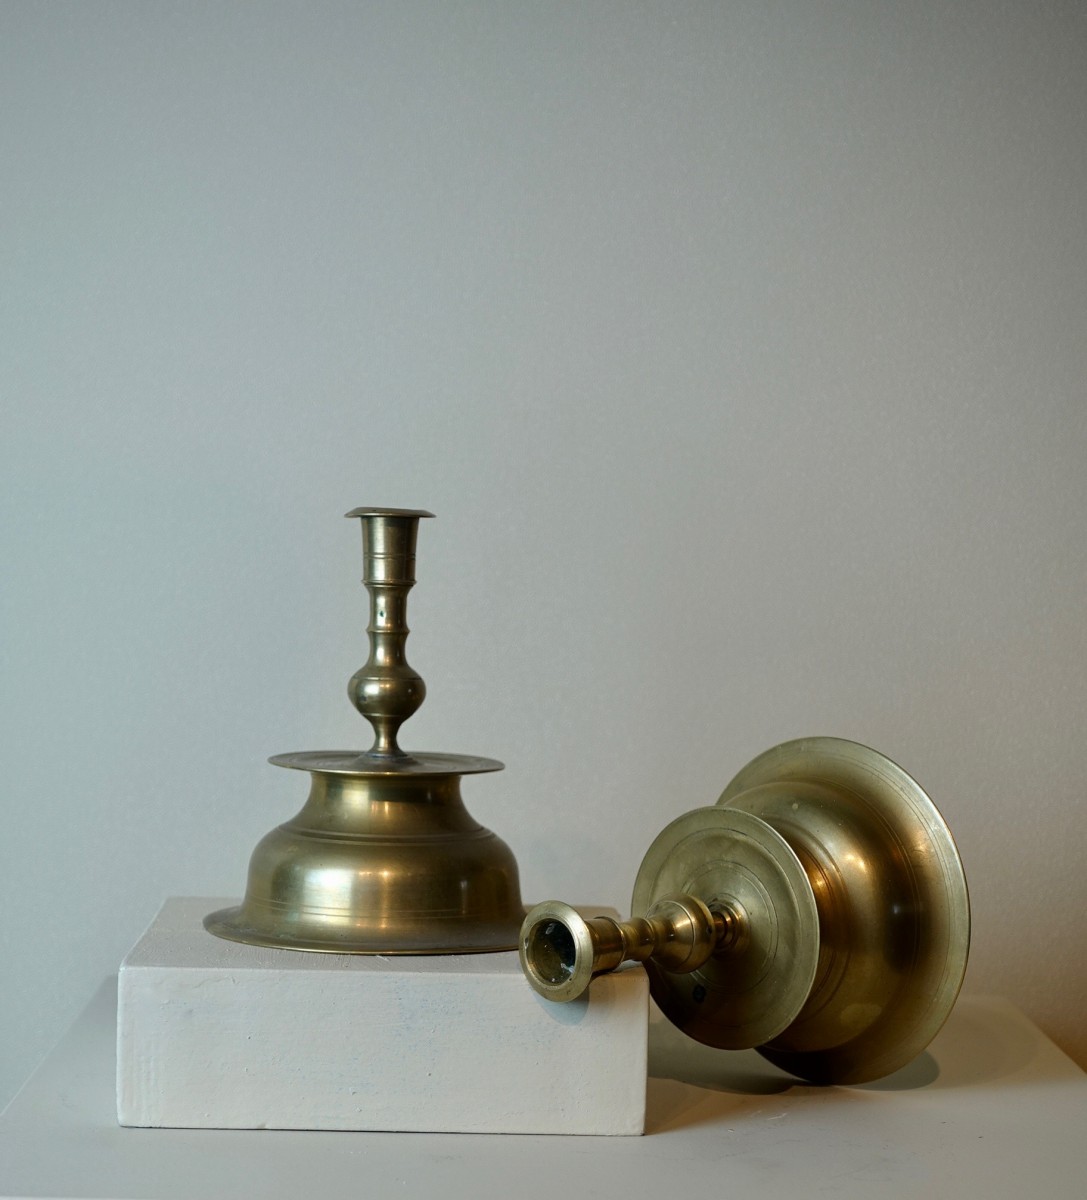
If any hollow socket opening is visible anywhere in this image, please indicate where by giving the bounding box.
[526,918,577,985]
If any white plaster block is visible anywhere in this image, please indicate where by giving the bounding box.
[117,898,648,1135]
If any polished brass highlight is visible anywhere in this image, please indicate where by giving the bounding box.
[205,508,524,955]
[521,894,729,1005]
[520,737,969,1085]
[717,737,970,1083]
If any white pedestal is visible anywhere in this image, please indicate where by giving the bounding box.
[7,988,1087,1200]
[116,898,648,1135]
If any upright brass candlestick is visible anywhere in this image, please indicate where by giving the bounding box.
[205,508,524,954]
[521,738,970,1085]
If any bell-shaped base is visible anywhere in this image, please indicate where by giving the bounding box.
[718,737,970,1084]
[205,752,524,954]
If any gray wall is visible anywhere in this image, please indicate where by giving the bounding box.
[2,1,1085,1106]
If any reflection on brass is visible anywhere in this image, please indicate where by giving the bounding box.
[205,508,524,954]
[718,738,970,1083]
[521,738,969,1085]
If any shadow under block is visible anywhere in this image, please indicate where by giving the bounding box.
[116,898,648,1135]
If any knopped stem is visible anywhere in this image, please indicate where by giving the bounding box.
[519,894,740,1002]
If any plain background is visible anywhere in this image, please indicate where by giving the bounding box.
[2,1,1085,1108]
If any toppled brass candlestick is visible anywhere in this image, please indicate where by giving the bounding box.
[521,738,970,1085]
[205,508,524,954]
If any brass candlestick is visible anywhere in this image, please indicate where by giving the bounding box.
[205,508,524,954]
[521,738,970,1085]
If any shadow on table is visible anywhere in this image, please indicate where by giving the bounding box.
[645,997,1040,1132]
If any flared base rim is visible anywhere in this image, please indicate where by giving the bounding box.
[718,736,970,1084]
[204,903,524,955]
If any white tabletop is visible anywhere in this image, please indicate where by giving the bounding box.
[2,980,1085,1199]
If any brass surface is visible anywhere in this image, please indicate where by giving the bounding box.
[520,894,728,1005]
[632,808,820,1050]
[205,508,524,954]
[718,737,970,1083]
[519,738,969,1085]
[521,810,819,1050]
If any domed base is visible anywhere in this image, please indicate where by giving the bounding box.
[718,737,970,1084]
[205,752,525,955]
